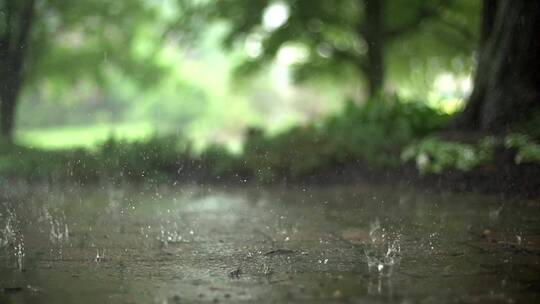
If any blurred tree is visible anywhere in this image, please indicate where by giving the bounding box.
[0,0,167,141]
[180,0,478,98]
[455,0,540,132]
[0,0,34,140]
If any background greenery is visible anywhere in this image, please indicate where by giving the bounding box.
[2,0,539,183]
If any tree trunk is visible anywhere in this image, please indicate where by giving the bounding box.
[0,65,23,140]
[451,0,496,130]
[455,0,540,133]
[362,0,385,98]
[0,0,35,141]
[0,79,19,142]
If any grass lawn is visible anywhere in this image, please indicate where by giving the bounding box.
[15,122,157,150]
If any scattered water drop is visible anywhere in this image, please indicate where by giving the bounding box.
[15,236,25,272]
[94,249,106,262]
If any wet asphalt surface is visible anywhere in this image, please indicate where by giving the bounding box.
[1,182,539,303]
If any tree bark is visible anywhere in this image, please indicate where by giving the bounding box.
[0,74,21,140]
[362,0,385,98]
[455,0,540,133]
[452,0,497,130]
[0,0,35,141]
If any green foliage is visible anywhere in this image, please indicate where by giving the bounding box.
[322,96,449,166]
[99,135,190,182]
[401,137,495,174]
[183,0,479,87]
[26,0,169,89]
[198,145,245,178]
[3,95,450,183]
[505,133,540,164]
[243,126,335,182]
[0,134,193,183]
[243,96,449,181]
[514,110,540,140]
[402,132,540,175]
[0,144,100,182]
[15,97,540,183]
[1,0,182,139]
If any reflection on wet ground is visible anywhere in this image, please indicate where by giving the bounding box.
[1,182,539,303]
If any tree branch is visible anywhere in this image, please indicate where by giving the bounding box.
[1,0,14,51]
[17,0,35,48]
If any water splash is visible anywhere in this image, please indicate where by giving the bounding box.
[364,219,401,277]
[157,222,184,244]
[0,208,16,247]
[94,249,106,262]
[1,207,25,271]
[41,207,70,260]
[43,207,70,244]
[364,238,401,276]
[15,235,25,271]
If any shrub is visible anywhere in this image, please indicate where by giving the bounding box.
[505,133,540,164]
[401,137,495,174]
[0,95,463,182]
[242,96,450,180]
[198,144,246,178]
[99,135,191,182]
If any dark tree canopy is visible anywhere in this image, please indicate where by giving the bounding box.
[182,0,479,98]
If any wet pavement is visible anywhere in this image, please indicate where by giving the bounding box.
[1,182,539,303]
